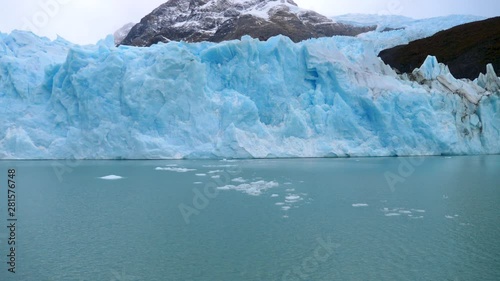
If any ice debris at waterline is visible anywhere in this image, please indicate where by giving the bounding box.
[0,31,499,159]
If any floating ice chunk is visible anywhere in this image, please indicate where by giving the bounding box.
[203,164,237,167]
[275,202,285,206]
[445,215,455,219]
[208,170,223,174]
[385,213,401,217]
[271,194,279,197]
[193,182,203,184]
[282,206,291,211]
[285,195,301,203]
[195,173,207,176]
[352,203,369,207]
[165,164,178,167]
[232,177,247,183]
[411,216,424,219]
[156,167,196,172]
[217,181,279,196]
[211,175,220,179]
[411,209,426,213]
[285,188,295,192]
[99,175,123,180]
[399,210,412,214]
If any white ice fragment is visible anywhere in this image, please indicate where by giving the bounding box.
[285,195,301,203]
[99,175,123,180]
[156,167,196,172]
[385,213,401,217]
[352,203,369,207]
[232,177,247,183]
[217,181,279,196]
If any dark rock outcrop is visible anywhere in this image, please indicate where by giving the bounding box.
[120,0,375,46]
[379,17,500,80]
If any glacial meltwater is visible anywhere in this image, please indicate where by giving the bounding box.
[0,156,499,280]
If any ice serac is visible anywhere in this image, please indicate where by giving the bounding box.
[0,30,499,159]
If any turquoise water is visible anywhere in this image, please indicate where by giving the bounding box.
[0,156,499,280]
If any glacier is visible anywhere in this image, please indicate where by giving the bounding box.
[0,23,499,159]
[352,15,486,52]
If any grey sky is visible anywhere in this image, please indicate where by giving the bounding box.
[0,0,498,44]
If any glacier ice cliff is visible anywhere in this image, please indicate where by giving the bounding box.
[0,29,499,159]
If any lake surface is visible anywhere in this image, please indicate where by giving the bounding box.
[0,156,499,280]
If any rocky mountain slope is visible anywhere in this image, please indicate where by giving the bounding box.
[119,0,375,46]
[379,17,500,79]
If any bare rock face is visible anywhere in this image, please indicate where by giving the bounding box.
[119,0,375,46]
[379,17,500,80]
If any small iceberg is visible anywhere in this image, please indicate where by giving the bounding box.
[232,177,247,183]
[385,213,401,217]
[285,195,301,203]
[352,203,369,207]
[155,167,196,172]
[99,175,123,180]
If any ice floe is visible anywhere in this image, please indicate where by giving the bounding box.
[99,175,123,180]
[155,167,196,172]
[217,180,279,196]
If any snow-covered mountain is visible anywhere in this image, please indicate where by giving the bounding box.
[1,28,499,159]
[113,22,136,45]
[119,0,374,46]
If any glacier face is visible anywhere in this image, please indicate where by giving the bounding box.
[0,26,499,159]
[351,15,485,52]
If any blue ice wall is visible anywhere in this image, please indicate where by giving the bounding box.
[0,31,498,159]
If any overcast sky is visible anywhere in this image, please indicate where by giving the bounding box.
[0,0,498,44]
